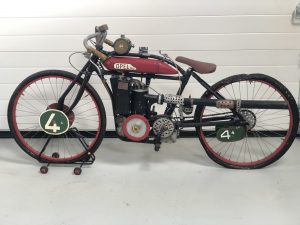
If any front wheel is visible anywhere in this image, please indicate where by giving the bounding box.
[195,74,299,169]
[8,70,106,163]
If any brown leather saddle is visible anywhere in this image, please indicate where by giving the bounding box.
[176,56,216,74]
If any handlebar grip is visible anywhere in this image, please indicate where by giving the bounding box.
[104,39,114,47]
[87,47,108,60]
[94,50,107,60]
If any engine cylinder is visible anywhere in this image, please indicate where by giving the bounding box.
[110,76,149,116]
[131,89,148,115]
[110,76,131,115]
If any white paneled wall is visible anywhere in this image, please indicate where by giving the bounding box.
[0,0,299,130]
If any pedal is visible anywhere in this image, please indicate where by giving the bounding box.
[154,143,161,152]
[154,133,162,152]
[183,106,193,115]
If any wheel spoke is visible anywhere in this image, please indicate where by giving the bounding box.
[199,77,294,168]
[11,74,102,163]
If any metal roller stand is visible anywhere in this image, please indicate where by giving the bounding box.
[38,128,96,175]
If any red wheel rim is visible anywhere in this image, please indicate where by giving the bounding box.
[198,80,293,167]
[12,75,101,162]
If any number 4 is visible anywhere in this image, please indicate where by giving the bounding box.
[221,130,231,140]
[45,113,61,133]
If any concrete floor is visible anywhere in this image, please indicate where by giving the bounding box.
[0,138,299,225]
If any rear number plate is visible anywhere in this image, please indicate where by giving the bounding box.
[216,126,246,142]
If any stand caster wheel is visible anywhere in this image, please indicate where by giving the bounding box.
[74,167,82,175]
[52,152,59,158]
[40,166,48,174]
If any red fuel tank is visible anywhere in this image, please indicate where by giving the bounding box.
[103,57,178,75]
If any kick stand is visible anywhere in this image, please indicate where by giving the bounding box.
[154,132,162,152]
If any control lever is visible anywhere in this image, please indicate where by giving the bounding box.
[95,24,109,32]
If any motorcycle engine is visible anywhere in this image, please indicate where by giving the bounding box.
[111,75,178,143]
[110,75,148,116]
[110,76,150,140]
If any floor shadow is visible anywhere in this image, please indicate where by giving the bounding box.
[95,138,220,169]
[1,138,298,171]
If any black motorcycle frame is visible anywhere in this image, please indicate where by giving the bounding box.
[56,51,288,134]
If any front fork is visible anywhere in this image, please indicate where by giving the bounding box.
[57,57,97,113]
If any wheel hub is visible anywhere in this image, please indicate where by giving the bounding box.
[240,110,256,130]
[39,109,70,135]
[122,114,150,141]
[132,124,141,133]
[39,103,75,135]
[47,103,75,126]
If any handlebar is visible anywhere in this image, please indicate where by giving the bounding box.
[84,24,130,60]
[83,32,102,50]
[104,39,114,47]
[83,24,110,60]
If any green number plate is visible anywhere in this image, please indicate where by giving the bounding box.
[39,109,69,135]
[216,126,246,142]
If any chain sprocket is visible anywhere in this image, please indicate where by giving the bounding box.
[153,117,175,138]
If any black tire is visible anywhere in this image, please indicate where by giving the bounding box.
[195,74,299,169]
[8,70,106,163]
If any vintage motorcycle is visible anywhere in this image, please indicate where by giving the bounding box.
[7,24,299,174]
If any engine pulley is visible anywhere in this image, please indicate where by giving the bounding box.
[122,114,150,141]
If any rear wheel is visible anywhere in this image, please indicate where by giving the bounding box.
[8,70,106,163]
[195,74,299,169]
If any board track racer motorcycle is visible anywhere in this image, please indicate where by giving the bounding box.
[8,24,299,174]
